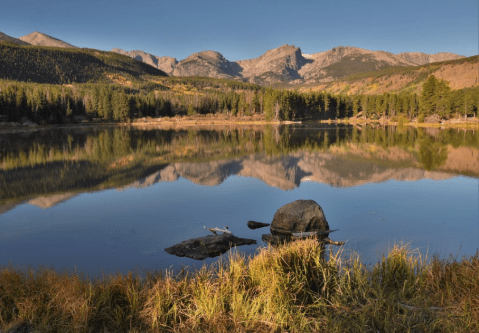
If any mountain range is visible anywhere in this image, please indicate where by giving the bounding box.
[0,30,466,86]
[111,44,465,85]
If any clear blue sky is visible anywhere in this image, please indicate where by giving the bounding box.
[1,0,477,61]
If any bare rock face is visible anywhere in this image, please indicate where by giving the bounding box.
[172,50,241,78]
[164,233,256,260]
[111,48,178,75]
[270,199,329,236]
[237,44,309,83]
[397,52,465,65]
[109,44,466,85]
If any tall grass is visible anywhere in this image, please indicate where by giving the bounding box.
[1,240,477,332]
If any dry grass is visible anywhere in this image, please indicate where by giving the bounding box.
[0,240,478,332]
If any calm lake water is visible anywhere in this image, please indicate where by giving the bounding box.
[1,124,478,276]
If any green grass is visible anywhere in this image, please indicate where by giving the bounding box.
[0,240,477,332]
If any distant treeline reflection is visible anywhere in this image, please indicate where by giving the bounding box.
[1,125,478,202]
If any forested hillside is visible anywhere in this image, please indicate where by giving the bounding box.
[1,75,477,125]
[305,55,478,94]
[0,44,167,84]
[0,44,477,125]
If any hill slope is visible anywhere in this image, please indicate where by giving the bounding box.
[19,31,77,48]
[0,31,31,46]
[397,52,465,65]
[0,44,168,84]
[302,55,479,94]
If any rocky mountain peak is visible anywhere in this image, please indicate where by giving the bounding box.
[19,31,77,48]
[111,43,467,85]
[187,50,228,62]
[172,50,240,78]
[110,48,178,75]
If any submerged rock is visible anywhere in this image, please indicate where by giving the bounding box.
[165,233,256,260]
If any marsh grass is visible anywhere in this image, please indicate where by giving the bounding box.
[1,240,478,332]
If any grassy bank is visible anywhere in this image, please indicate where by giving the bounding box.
[325,117,479,130]
[1,240,477,332]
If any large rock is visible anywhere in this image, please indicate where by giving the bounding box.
[165,233,256,260]
[270,199,329,236]
[424,114,442,124]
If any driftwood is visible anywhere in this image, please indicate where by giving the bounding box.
[204,226,231,235]
[247,221,270,229]
[165,233,256,260]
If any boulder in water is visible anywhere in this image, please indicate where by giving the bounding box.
[165,233,256,260]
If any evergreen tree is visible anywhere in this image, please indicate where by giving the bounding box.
[420,75,438,116]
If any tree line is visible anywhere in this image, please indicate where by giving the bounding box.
[0,75,477,124]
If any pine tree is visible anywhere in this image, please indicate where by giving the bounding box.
[434,79,451,118]
[420,75,438,116]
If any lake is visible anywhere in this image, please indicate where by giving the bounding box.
[1,123,478,276]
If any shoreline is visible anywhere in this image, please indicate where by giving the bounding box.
[0,240,477,332]
[0,114,477,133]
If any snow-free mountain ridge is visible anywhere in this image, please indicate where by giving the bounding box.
[112,44,466,85]
[0,30,467,85]
[18,31,77,48]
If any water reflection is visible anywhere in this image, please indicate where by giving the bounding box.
[1,124,477,208]
[0,124,478,275]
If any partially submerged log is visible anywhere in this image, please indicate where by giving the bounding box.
[165,233,256,260]
[247,221,270,229]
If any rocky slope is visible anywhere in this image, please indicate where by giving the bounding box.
[111,48,178,75]
[298,46,417,83]
[112,44,466,85]
[19,31,77,48]
[1,30,469,86]
[397,52,465,65]
[305,55,478,94]
[172,50,241,79]
[236,44,309,84]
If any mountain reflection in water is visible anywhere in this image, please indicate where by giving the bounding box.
[0,124,478,275]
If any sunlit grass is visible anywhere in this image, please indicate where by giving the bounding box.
[0,240,477,332]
